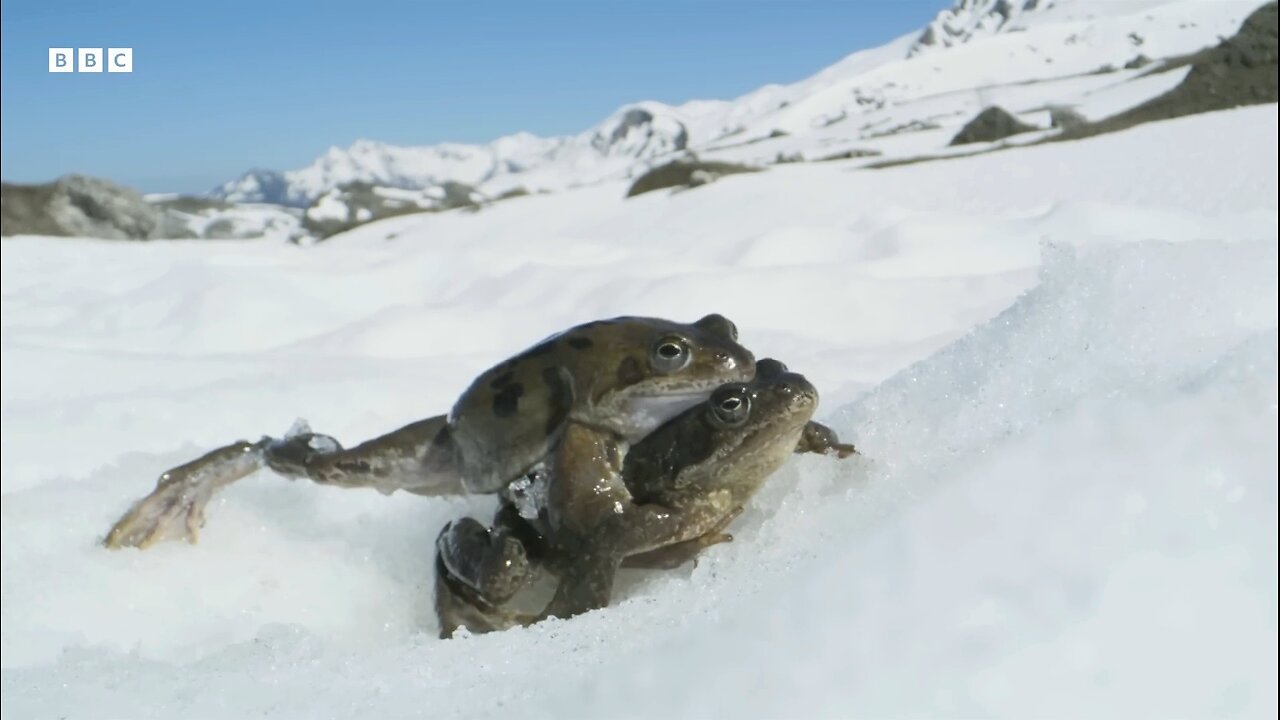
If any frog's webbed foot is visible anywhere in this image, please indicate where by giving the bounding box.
[434,555,540,638]
[796,421,857,459]
[622,505,743,570]
[104,439,268,550]
[436,518,540,606]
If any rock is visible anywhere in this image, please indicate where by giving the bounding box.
[949,106,1039,145]
[1124,54,1152,70]
[0,174,187,239]
[1066,2,1277,139]
[817,148,883,162]
[625,160,761,198]
[300,180,482,240]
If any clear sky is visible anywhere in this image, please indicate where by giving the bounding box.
[1,0,950,194]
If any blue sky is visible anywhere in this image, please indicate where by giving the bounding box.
[0,0,949,194]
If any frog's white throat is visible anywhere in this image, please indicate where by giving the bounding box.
[617,392,710,444]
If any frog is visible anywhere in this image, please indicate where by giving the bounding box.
[434,358,856,637]
[104,314,756,550]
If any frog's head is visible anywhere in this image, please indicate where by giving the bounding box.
[702,358,818,450]
[579,313,755,441]
[640,358,819,494]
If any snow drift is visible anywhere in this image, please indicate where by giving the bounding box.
[2,107,1277,718]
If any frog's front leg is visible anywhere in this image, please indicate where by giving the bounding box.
[622,505,743,570]
[795,420,857,458]
[539,488,736,620]
[265,415,465,497]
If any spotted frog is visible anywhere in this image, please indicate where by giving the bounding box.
[105,314,755,549]
[434,358,856,636]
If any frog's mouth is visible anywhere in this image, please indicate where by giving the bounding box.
[617,391,713,443]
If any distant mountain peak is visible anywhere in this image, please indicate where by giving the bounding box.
[908,0,1057,57]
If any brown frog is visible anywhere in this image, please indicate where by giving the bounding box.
[435,358,856,636]
[104,314,755,549]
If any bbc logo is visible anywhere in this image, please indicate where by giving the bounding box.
[49,48,133,73]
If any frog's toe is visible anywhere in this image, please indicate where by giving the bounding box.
[437,518,538,605]
[104,483,195,549]
[434,554,538,638]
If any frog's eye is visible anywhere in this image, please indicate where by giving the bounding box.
[651,336,691,373]
[710,388,750,427]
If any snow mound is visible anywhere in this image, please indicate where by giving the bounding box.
[568,238,1278,719]
[2,107,1275,718]
[3,229,1275,720]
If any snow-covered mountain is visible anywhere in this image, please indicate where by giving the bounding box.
[214,103,705,206]
[210,0,1268,209]
[907,0,1057,57]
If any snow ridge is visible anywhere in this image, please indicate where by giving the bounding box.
[908,0,1058,57]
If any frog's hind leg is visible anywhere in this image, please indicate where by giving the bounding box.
[106,414,468,551]
[104,439,270,550]
[265,415,467,497]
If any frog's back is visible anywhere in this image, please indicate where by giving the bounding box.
[449,315,753,494]
[450,334,575,493]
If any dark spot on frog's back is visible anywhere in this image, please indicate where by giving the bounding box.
[541,366,572,435]
[489,371,515,390]
[566,336,593,350]
[493,383,525,418]
[616,356,644,385]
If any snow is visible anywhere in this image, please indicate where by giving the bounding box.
[2,104,1276,717]
[171,203,304,242]
[211,0,1268,208]
[306,191,350,222]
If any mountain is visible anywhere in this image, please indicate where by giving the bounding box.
[210,0,1269,213]
[908,0,1056,57]
[213,103,703,207]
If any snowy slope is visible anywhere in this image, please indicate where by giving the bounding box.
[2,106,1276,718]
[212,0,1268,206]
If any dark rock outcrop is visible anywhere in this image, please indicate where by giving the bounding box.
[625,160,761,198]
[300,180,481,239]
[1,175,189,239]
[1063,2,1277,139]
[949,106,1039,145]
